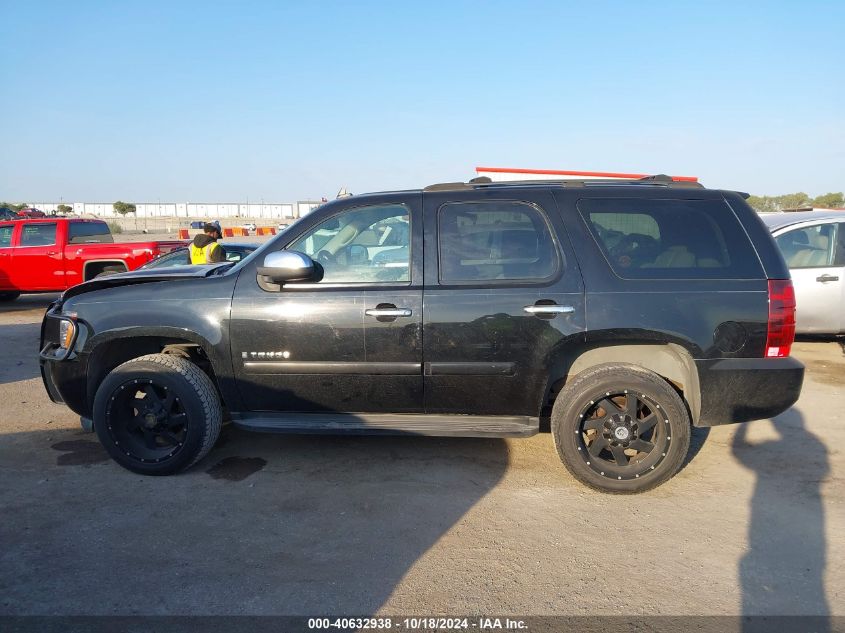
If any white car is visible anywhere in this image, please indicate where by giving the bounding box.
[761,211,845,334]
[241,223,257,232]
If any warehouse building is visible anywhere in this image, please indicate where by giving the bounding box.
[25,200,324,219]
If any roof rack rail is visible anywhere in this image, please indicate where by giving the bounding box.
[638,174,674,183]
[423,181,473,192]
[424,175,704,192]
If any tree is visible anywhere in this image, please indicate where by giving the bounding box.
[812,192,844,209]
[746,195,778,213]
[56,204,73,215]
[746,192,816,213]
[113,201,136,216]
[775,192,811,210]
[0,202,28,212]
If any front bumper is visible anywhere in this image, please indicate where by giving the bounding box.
[695,356,805,426]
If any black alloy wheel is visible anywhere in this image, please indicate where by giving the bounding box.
[104,379,189,464]
[576,391,670,481]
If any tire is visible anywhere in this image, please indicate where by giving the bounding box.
[0,292,20,302]
[93,265,126,279]
[551,363,691,494]
[93,353,222,475]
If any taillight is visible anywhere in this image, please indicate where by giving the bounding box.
[765,279,796,358]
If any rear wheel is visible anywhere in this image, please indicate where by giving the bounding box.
[552,364,691,494]
[93,265,126,279]
[0,292,20,302]
[93,353,222,475]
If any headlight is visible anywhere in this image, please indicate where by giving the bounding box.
[59,319,77,350]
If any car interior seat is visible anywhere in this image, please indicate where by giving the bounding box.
[642,245,696,268]
[500,230,543,278]
[804,234,830,267]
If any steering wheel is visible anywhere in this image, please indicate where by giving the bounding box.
[315,250,335,265]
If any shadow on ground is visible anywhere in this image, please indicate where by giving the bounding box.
[0,425,509,615]
[795,334,845,356]
[732,408,830,622]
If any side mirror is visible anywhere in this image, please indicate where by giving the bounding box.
[257,250,323,291]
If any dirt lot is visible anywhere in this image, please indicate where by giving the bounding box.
[0,294,842,617]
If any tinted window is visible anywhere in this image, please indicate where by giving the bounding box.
[0,225,12,247]
[20,223,57,247]
[578,198,763,279]
[68,222,114,244]
[438,201,558,282]
[288,204,411,283]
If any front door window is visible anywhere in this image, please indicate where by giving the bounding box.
[288,204,411,283]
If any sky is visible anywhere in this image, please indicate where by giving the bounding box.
[1,0,843,203]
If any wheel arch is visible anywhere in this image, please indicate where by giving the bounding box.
[544,342,701,425]
[83,259,128,281]
[84,328,227,416]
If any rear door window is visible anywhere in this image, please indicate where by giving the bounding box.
[20,223,57,247]
[578,198,763,279]
[438,201,559,282]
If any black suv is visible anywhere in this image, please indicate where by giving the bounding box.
[40,176,804,493]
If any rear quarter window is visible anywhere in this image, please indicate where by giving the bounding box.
[578,198,763,279]
[68,221,114,244]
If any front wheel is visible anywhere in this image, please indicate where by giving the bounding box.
[93,353,222,475]
[552,364,691,494]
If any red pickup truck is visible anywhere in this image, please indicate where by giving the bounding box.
[0,218,186,301]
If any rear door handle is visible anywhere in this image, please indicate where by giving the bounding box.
[523,304,575,315]
[365,308,412,318]
[816,274,839,282]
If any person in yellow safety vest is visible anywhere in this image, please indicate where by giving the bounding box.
[189,223,226,264]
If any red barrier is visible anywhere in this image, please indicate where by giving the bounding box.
[178,228,189,239]
[223,228,234,237]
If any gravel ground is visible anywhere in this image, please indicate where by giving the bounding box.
[0,293,842,616]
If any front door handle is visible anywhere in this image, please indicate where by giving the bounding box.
[523,304,575,315]
[816,274,840,282]
[365,308,413,318]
